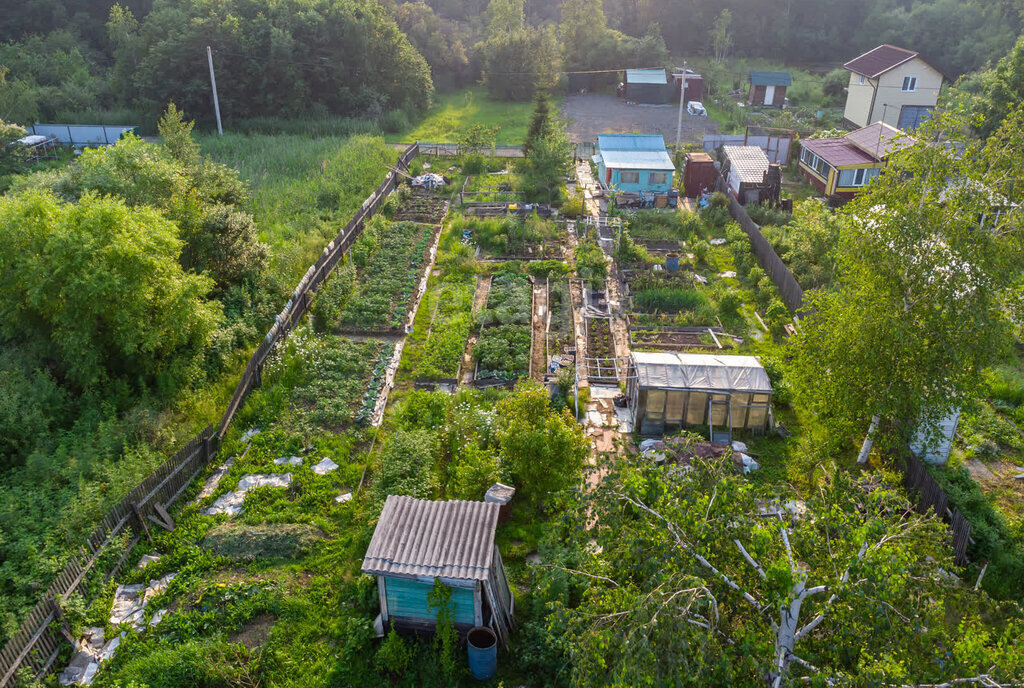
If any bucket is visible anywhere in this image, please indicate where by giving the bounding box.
[467,626,497,680]
[665,253,680,272]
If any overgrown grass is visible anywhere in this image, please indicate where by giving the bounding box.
[393,88,559,145]
[200,134,399,286]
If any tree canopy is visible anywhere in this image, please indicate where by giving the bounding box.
[0,189,222,392]
[535,445,1024,686]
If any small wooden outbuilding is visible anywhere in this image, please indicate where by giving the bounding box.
[748,72,791,107]
[683,152,716,197]
[362,495,515,645]
[722,145,771,204]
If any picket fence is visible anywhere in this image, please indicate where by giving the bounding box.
[0,143,419,688]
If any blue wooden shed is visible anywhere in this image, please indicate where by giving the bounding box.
[593,134,676,194]
[362,495,515,645]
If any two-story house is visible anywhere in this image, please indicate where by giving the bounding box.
[843,44,944,131]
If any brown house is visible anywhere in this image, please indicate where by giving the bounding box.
[748,72,791,107]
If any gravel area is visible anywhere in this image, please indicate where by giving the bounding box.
[561,93,720,145]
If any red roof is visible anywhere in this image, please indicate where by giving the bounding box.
[844,44,919,78]
[801,137,877,168]
[845,122,913,159]
[801,122,914,168]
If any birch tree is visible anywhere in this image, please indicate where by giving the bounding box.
[789,111,1023,453]
[539,447,1024,687]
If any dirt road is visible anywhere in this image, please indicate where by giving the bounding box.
[562,93,720,145]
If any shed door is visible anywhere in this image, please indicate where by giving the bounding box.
[764,85,775,105]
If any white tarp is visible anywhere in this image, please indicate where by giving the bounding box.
[632,352,773,394]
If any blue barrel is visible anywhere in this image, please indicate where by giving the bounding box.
[665,253,680,272]
[467,627,497,680]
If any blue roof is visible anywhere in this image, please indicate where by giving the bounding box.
[595,149,675,171]
[750,71,792,87]
[598,134,668,152]
[626,69,668,85]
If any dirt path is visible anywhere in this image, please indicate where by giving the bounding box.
[460,275,492,385]
[561,94,720,145]
[530,279,549,381]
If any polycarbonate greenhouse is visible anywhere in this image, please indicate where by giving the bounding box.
[627,353,774,440]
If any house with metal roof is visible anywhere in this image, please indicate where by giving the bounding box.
[748,71,791,107]
[362,495,515,644]
[623,68,673,104]
[626,353,774,440]
[798,122,912,200]
[593,134,675,194]
[842,44,944,130]
[721,145,771,204]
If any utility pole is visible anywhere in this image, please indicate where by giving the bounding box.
[207,46,223,136]
[675,60,688,151]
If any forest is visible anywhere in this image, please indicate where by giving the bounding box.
[2,0,1022,130]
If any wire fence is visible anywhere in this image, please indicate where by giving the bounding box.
[0,143,419,688]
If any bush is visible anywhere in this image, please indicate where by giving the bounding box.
[379,109,411,134]
[462,155,485,175]
[563,195,583,217]
[710,191,729,208]
[376,629,413,677]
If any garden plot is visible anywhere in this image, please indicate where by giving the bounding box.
[459,171,522,205]
[585,317,619,385]
[453,214,565,260]
[473,272,532,380]
[545,280,575,376]
[392,188,450,224]
[315,220,438,335]
[265,334,394,430]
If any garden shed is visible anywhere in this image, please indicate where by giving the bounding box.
[748,71,791,107]
[722,145,771,204]
[362,495,515,644]
[627,353,774,440]
[593,134,675,195]
[623,68,673,103]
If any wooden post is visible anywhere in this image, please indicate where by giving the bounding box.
[206,46,223,136]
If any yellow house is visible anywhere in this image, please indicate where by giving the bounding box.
[843,44,944,131]
[798,122,912,201]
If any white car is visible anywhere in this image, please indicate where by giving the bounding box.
[687,101,707,117]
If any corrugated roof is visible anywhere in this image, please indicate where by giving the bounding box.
[626,68,669,85]
[632,353,773,393]
[844,122,913,159]
[723,145,770,184]
[843,44,918,78]
[598,134,668,152]
[800,137,877,167]
[597,149,675,171]
[750,71,792,87]
[362,496,499,581]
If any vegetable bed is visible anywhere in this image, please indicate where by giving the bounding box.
[336,220,436,332]
[474,271,532,379]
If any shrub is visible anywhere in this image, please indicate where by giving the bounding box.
[376,629,413,677]
[462,155,485,175]
[563,195,583,217]
[691,239,710,265]
[710,191,729,208]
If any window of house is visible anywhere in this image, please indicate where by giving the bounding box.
[620,170,640,184]
[858,75,865,85]
[838,167,881,187]
[649,172,667,185]
[902,76,918,92]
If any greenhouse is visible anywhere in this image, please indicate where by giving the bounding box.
[627,353,774,440]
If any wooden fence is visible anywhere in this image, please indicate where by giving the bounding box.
[715,174,806,314]
[902,452,972,566]
[0,143,419,688]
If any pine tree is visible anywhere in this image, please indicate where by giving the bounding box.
[523,89,553,155]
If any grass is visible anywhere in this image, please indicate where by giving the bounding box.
[199,134,399,285]
[392,88,560,145]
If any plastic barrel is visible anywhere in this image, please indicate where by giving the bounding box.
[467,626,497,680]
[665,253,680,272]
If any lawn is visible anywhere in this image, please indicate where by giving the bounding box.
[393,88,561,145]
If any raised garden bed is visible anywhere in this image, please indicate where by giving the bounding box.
[586,317,618,384]
[474,271,532,379]
[629,325,721,351]
[335,221,438,333]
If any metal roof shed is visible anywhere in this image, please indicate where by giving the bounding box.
[362,496,515,644]
[722,145,771,203]
[624,68,673,104]
[627,353,773,440]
